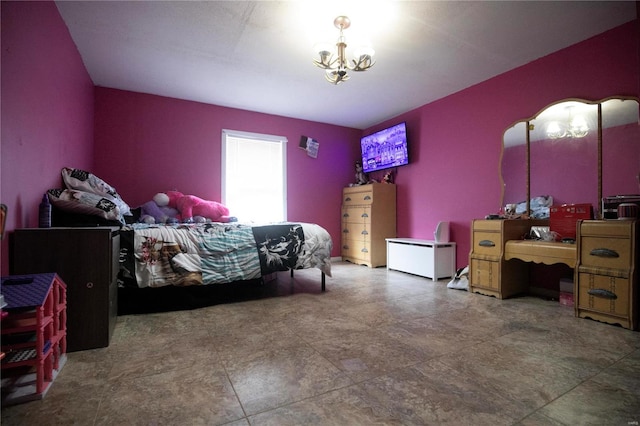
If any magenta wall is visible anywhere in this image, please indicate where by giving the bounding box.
[364,20,639,267]
[93,88,362,256]
[0,1,94,274]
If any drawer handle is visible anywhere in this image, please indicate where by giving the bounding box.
[361,213,369,218]
[587,288,618,300]
[343,213,349,218]
[361,248,369,253]
[345,197,352,202]
[86,282,94,289]
[479,240,495,247]
[590,248,619,258]
[343,229,349,233]
[342,245,349,250]
[363,195,371,200]
[361,230,368,235]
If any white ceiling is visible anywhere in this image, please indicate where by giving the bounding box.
[55,1,636,129]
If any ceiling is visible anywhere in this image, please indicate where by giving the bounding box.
[55,1,636,129]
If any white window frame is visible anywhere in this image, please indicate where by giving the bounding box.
[221,129,288,223]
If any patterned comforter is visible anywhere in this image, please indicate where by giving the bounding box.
[119,222,332,288]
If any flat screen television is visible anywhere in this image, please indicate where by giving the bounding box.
[360,122,409,173]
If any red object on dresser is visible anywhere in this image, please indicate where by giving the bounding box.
[0,273,67,405]
[549,204,593,240]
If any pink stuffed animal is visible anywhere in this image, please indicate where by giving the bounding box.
[155,191,236,223]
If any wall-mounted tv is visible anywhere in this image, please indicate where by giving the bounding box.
[360,122,409,173]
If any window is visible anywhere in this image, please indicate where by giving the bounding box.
[222,129,287,223]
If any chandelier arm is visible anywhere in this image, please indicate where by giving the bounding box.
[313,55,338,70]
[350,57,376,71]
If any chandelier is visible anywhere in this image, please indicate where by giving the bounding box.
[313,16,375,85]
[546,107,589,139]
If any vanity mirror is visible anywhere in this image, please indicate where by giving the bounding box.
[500,96,639,218]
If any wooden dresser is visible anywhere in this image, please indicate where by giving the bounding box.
[576,220,637,330]
[341,183,396,267]
[11,227,120,351]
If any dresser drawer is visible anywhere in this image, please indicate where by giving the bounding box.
[342,206,372,224]
[341,239,371,261]
[472,231,502,257]
[342,188,374,205]
[342,222,370,242]
[580,236,631,270]
[577,272,630,317]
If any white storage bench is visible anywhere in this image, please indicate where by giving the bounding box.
[386,238,456,281]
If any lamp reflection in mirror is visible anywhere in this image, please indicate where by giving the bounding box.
[313,16,375,85]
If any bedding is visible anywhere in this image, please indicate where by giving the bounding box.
[48,167,132,224]
[119,221,332,290]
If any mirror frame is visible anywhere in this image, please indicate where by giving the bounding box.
[500,95,639,218]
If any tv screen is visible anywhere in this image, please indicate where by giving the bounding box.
[360,122,409,173]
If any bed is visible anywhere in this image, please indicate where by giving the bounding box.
[44,167,334,313]
[118,221,332,292]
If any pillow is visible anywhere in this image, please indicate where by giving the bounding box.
[47,189,124,223]
[61,167,131,216]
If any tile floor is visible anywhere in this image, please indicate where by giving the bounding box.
[2,261,640,425]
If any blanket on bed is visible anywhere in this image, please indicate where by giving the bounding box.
[119,222,332,288]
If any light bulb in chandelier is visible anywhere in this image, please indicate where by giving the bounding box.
[546,121,566,139]
[313,16,375,85]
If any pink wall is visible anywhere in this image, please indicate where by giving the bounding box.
[93,88,362,256]
[0,1,94,274]
[364,20,639,267]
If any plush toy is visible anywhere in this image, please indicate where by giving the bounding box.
[352,160,368,186]
[139,194,180,224]
[155,190,236,223]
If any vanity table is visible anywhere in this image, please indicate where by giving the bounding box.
[479,95,640,330]
[469,219,637,330]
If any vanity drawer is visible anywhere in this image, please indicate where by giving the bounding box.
[580,237,631,270]
[577,272,630,317]
[342,188,374,205]
[470,258,499,291]
[472,231,502,257]
[580,220,633,238]
[472,220,504,232]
